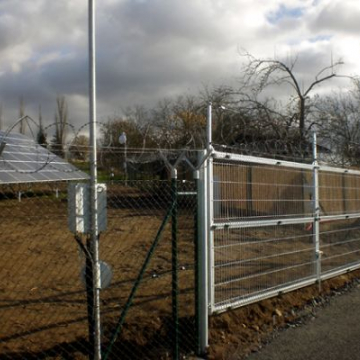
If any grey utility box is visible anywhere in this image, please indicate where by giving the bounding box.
[68,183,107,234]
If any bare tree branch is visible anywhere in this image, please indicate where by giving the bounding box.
[239,51,351,140]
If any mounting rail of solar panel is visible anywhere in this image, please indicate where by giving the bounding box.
[0,131,89,184]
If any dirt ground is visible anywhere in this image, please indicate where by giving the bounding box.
[0,183,197,359]
[1,184,360,359]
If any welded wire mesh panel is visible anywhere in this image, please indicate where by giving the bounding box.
[213,224,315,310]
[343,174,360,213]
[210,152,360,312]
[320,218,360,274]
[318,171,360,216]
[212,161,313,221]
[0,183,90,359]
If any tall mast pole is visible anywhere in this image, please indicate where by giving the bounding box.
[88,1,101,359]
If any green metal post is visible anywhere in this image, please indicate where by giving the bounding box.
[102,202,176,360]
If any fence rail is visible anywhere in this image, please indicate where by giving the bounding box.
[207,145,360,313]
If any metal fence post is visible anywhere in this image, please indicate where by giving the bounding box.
[193,169,200,354]
[171,169,179,360]
[206,102,215,314]
[313,133,321,288]
[88,1,102,359]
[197,150,209,356]
[207,154,215,313]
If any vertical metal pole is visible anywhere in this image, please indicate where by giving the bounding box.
[171,169,179,360]
[206,103,215,313]
[88,1,102,359]
[312,132,321,289]
[207,102,212,152]
[119,132,127,184]
[207,155,214,311]
[193,169,200,354]
[195,102,214,355]
[197,151,208,355]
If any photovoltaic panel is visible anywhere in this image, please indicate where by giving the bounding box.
[0,131,89,184]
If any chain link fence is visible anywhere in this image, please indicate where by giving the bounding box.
[0,177,198,359]
[2,119,360,359]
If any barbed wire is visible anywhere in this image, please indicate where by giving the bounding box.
[1,116,358,178]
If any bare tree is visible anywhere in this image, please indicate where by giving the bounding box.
[100,115,156,173]
[37,105,48,148]
[316,80,360,165]
[122,105,154,149]
[148,95,208,149]
[200,85,253,145]
[101,115,153,149]
[171,95,207,148]
[52,96,69,157]
[19,97,25,134]
[151,98,177,148]
[239,51,347,139]
[69,135,89,161]
[0,103,3,131]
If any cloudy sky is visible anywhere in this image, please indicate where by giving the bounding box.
[0,0,360,133]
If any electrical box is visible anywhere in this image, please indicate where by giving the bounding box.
[68,183,107,234]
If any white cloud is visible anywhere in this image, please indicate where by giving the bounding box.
[0,0,359,131]
[311,0,360,34]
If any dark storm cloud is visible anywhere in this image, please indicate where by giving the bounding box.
[0,0,359,131]
[1,0,238,128]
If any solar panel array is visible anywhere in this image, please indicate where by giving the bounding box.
[0,131,89,184]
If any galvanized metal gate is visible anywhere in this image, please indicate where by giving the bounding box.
[197,135,360,351]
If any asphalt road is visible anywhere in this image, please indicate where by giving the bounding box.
[247,284,360,360]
